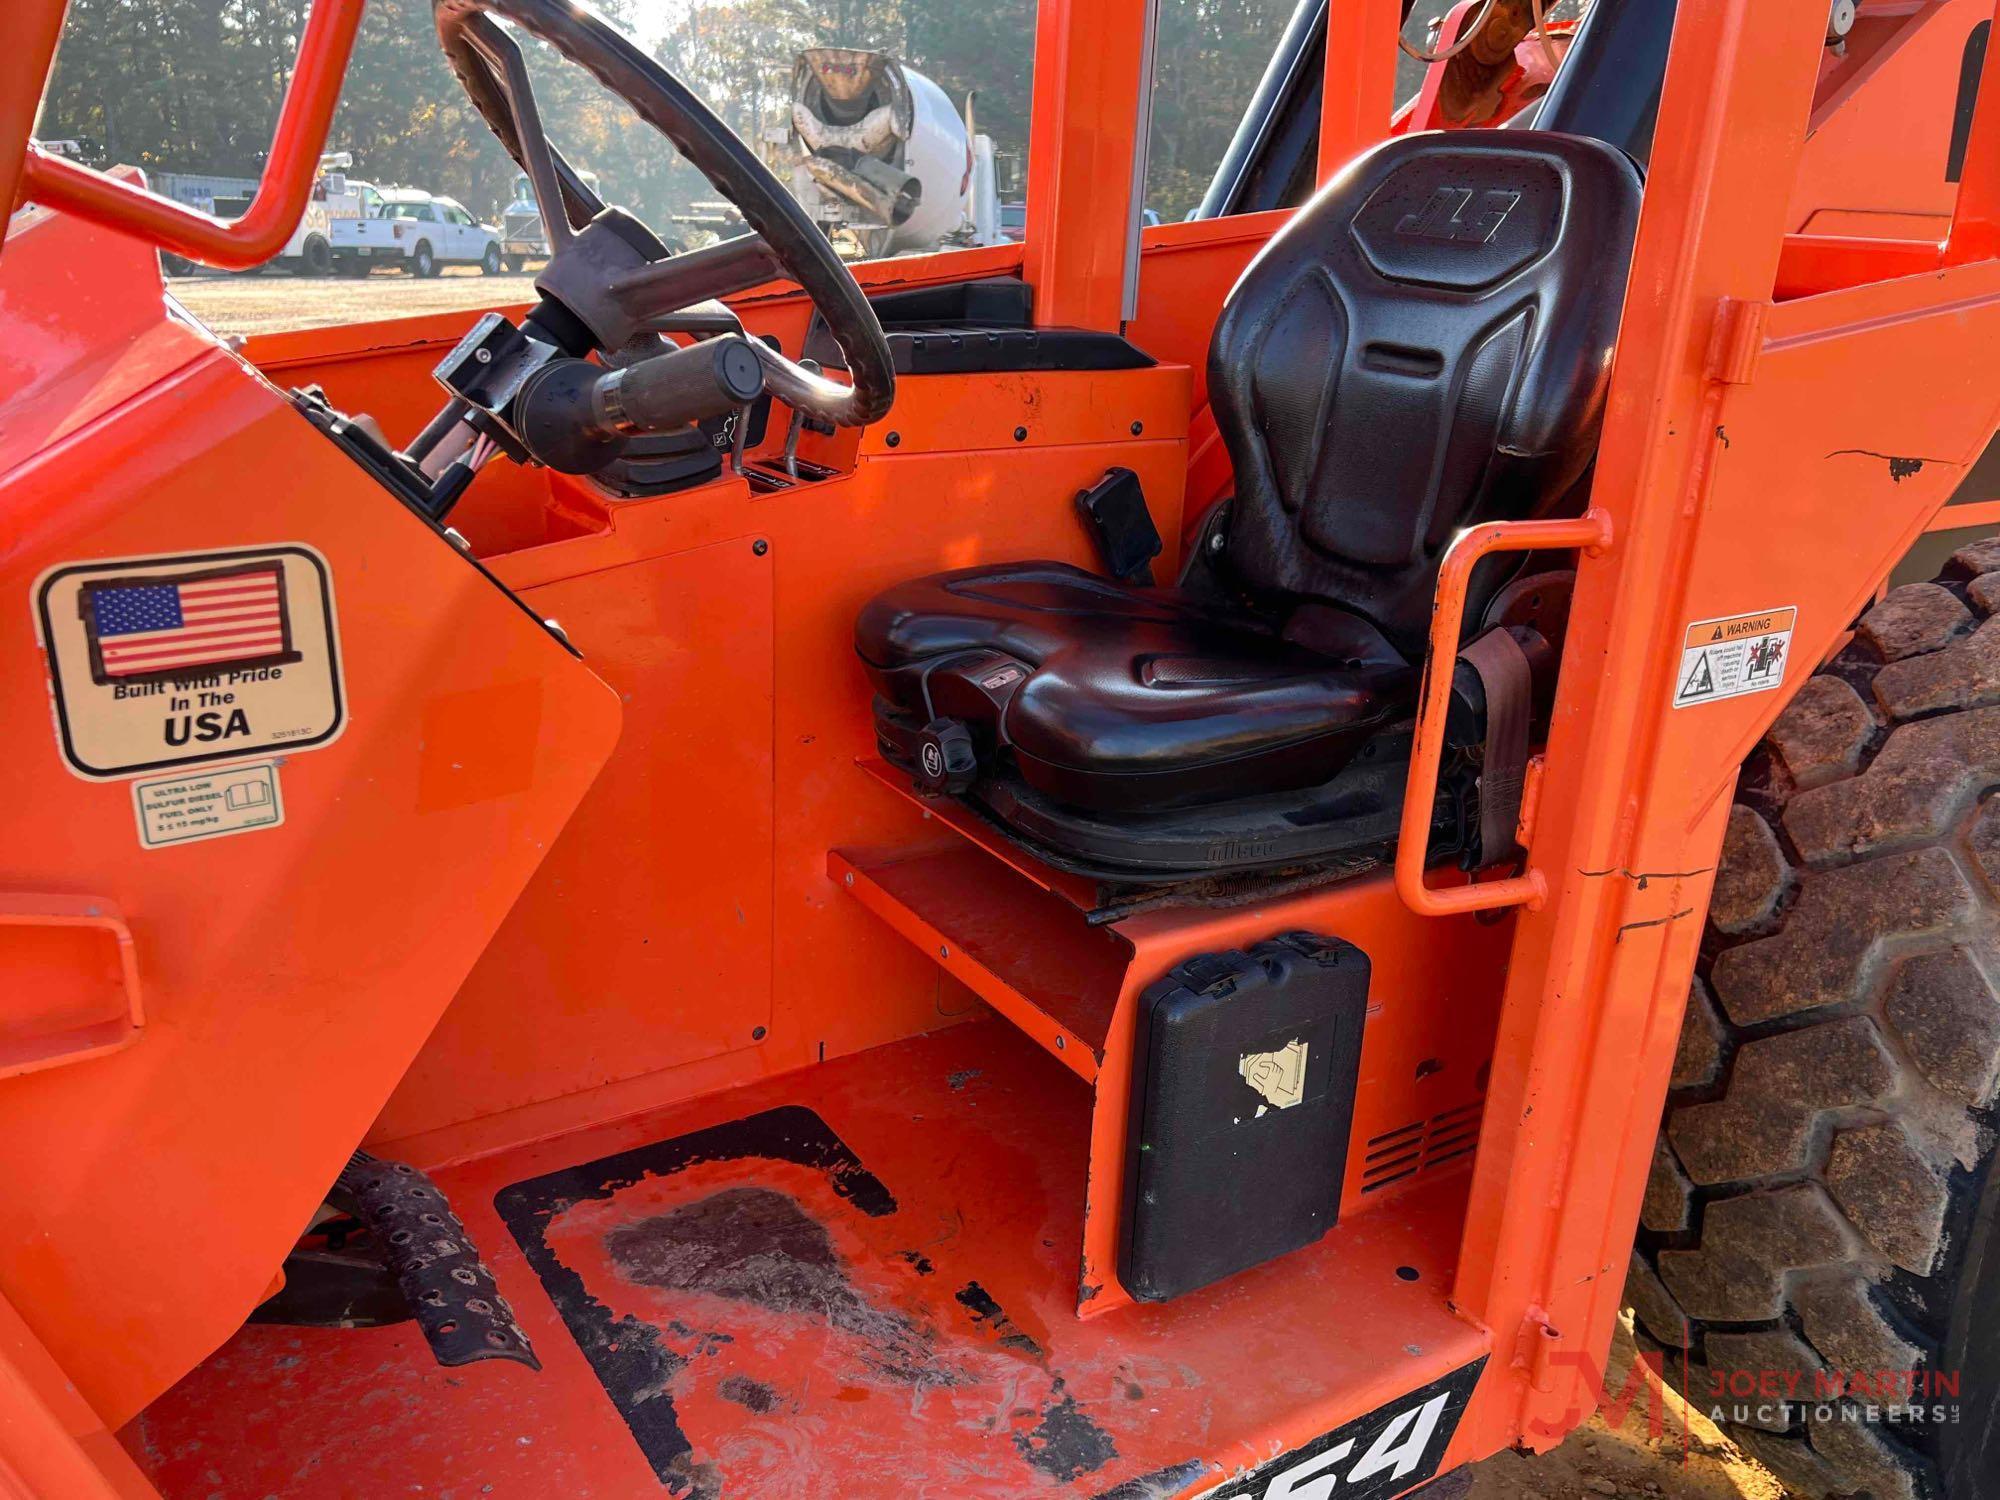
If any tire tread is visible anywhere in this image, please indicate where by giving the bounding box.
[1631,552,2000,1500]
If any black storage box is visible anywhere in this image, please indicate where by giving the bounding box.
[1120,932,1370,1302]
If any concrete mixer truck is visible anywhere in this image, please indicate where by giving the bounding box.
[782,47,1003,259]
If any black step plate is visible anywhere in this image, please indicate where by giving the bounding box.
[337,1150,540,1370]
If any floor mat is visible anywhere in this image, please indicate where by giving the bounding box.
[497,1103,1131,1494]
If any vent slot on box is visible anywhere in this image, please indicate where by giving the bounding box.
[1361,1098,1484,1194]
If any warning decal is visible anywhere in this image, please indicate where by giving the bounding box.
[1672,606,1796,709]
[33,545,343,780]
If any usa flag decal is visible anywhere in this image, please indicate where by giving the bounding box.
[82,561,301,685]
[34,545,343,781]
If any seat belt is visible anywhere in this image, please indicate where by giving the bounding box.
[1457,627,1534,865]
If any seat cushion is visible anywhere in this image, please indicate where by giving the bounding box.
[855,562,1413,812]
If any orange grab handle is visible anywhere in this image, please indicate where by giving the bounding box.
[1395,507,1614,917]
[16,0,366,270]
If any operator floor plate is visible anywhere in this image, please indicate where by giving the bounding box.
[125,1021,1481,1498]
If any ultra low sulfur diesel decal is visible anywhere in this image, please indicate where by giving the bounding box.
[33,545,344,779]
[1194,1358,1486,1500]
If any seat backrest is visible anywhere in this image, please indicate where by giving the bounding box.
[1209,131,1643,656]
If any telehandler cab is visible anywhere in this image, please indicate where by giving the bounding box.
[4,0,2000,1495]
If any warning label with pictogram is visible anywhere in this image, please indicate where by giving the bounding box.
[1672,606,1797,709]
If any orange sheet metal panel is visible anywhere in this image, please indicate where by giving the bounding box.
[0,197,217,471]
[1774,229,1947,297]
[0,219,620,1423]
[1127,211,1291,412]
[0,1291,155,1499]
[369,536,778,1143]
[361,361,1192,1165]
[832,845,1131,1083]
[1789,0,1978,236]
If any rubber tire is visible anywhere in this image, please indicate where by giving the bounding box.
[301,235,332,276]
[1629,535,2000,1500]
[159,252,195,277]
[481,242,503,275]
[504,253,525,273]
[412,241,438,278]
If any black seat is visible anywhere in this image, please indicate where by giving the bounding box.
[857,562,1409,812]
[856,131,1643,874]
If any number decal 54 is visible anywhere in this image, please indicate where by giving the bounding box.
[1196,1359,1486,1500]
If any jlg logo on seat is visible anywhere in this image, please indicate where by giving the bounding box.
[1395,185,1521,244]
[1202,1358,1485,1499]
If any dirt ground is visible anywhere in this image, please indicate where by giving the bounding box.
[170,264,541,337]
[172,265,1785,1500]
[1462,1321,1784,1500]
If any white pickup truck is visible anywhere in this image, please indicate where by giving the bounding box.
[159,154,358,275]
[329,188,503,277]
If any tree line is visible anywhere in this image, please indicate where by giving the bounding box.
[40,0,1299,231]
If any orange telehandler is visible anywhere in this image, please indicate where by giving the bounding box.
[4,0,2000,1495]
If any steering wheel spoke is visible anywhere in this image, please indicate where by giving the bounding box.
[458,17,606,257]
[639,300,746,337]
[434,0,894,433]
[607,235,785,322]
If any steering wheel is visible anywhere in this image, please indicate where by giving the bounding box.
[431,0,895,438]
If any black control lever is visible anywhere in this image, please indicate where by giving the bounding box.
[514,335,767,474]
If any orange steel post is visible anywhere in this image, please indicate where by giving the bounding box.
[0,1,68,256]
[1319,0,1401,183]
[12,0,364,269]
[1023,0,1151,331]
[1444,0,1837,1448]
[1395,509,1615,918]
